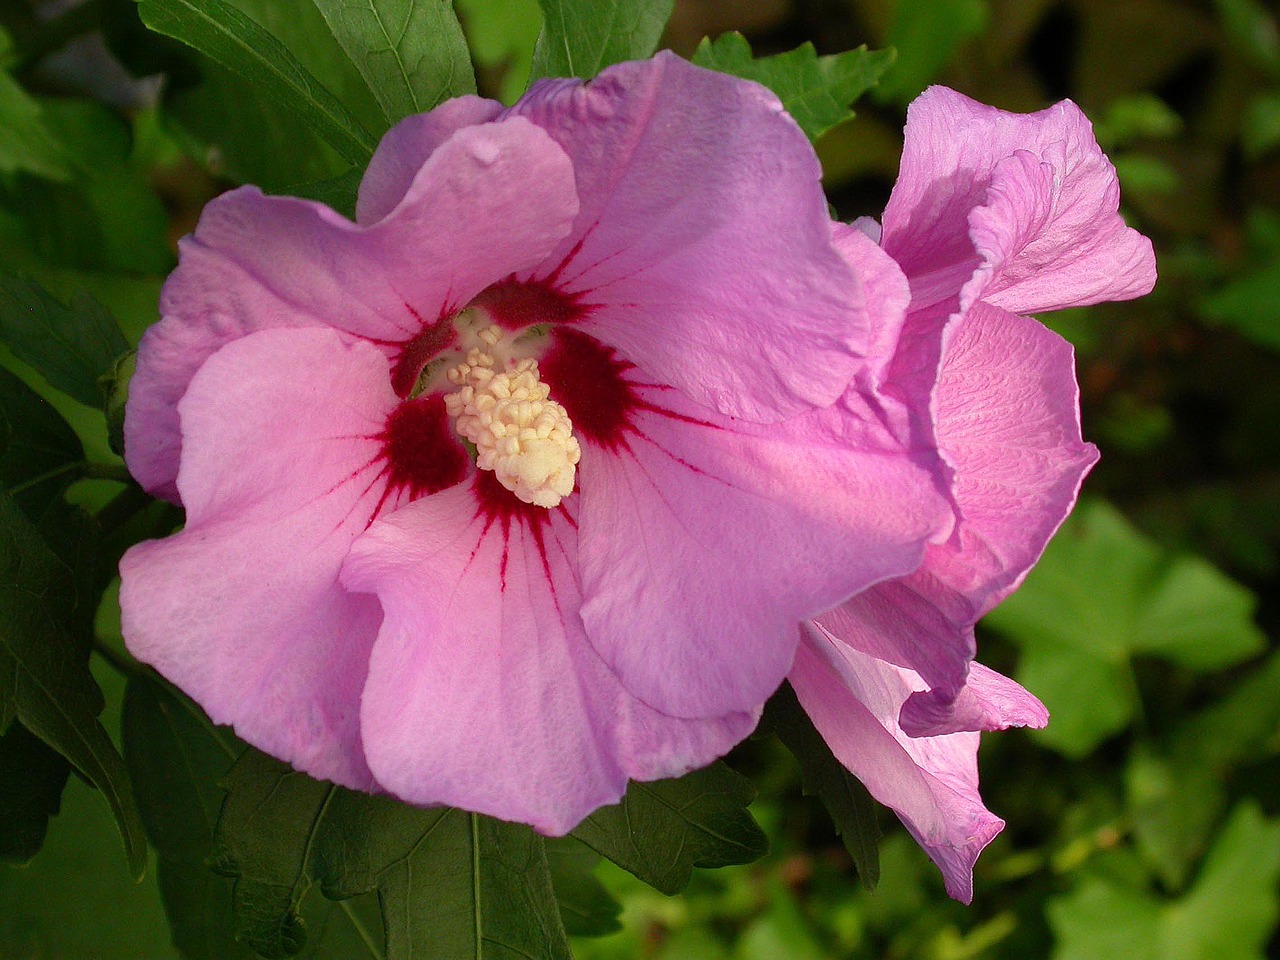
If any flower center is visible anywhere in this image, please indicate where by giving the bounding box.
[443,321,581,509]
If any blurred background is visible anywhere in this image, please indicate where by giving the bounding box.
[1,0,1278,957]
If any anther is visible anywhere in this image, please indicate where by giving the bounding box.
[445,327,581,508]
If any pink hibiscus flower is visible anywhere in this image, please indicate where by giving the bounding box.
[791,88,1157,901]
[118,53,951,833]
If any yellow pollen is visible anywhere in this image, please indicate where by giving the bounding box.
[444,325,581,508]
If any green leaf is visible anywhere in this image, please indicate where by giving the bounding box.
[1128,651,1280,888]
[528,0,673,82]
[310,0,475,124]
[136,0,377,165]
[0,720,70,863]
[10,99,174,275]
[0,272,130,408]
[286,167,363,220]
[0,493,146,879]
[1049,804,1280,960]
[455,0,542,104]
[214,751,572,959]
[875,0,988,104]
[571,763,767,895]
[765,683,879,886]
[984,500,1267,756]
[544,837,622,937]
[1200,260,1280,351]
[691,33,895,142]
[0,366,86,519]
[0,775,176,959]
[165,61,351,188]
[123,673,249,960]
[0,69,71,180]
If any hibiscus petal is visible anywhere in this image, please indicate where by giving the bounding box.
[881,86,1155,314]
[356,95,503,223]
[120,328,404,789]
[341,480,756,835]
[831,221,911,392]
[789,623,1006,903]
[964,143,1157,314]
[576,383,951,719]
[814,573,976,710]
[930,301,1098,615]
[901,662,1048,738]
[815,302,1096,702]
[509,51,865,423]
[125,117,577,500]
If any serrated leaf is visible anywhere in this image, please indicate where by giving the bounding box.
[310,0,475,124]
[528,0,672,82]
[1049,804,1280,960]
[0,720,70,863]
[571,763,767,895]
[316,804,571,960]
[123,673,249,960]
[137,0,377,165]
[984,500,1267,756]
[0,272,130,408]
[765,683,879,886]
[0,493,146,879]
[214,751,572,959]
[0,69,71,180]
[544,836,622,937]
[691,33,894,142]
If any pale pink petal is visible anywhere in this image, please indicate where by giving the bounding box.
[963,143,1156,314]
[816,302,1096,702]
[576,381,951,720]
[882,86,1155,314]
[508,52,864,423]
[929,301,1098,615]
[356,95,503,224]
[814,573,976,709]
[341,480,756,834]
[119,328,410,789]
[125,117,577,500]
[789,623,1004,903]
[831,221,911,392]
[901,662,1048,738]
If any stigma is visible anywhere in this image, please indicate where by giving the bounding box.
[444,325,581,508]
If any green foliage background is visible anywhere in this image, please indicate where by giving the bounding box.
[2,0,1279,958]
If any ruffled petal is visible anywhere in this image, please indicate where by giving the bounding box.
[816,302,1096,702]
[120,328,405,789]
[341,479,756,835]
[356,95,503,223]
[576,381,951,719]
[831,221,911,392]
[901,662,1048,738]
[125,117,577,500]
[929,301,1098,615]
[509,51,864,423]
[814,573,976,711]
[964,143,1157,314]
[881,86,1155,314]
[789,623,1005,903]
